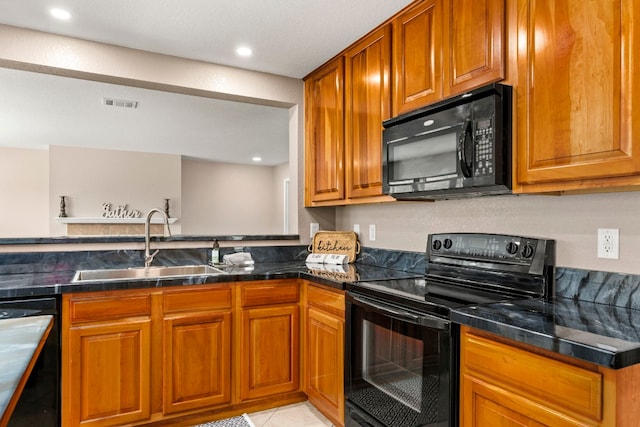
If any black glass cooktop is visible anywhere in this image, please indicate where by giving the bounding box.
[347,277,521,316]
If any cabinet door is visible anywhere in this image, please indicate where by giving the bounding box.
[66,319,151,427]
[239,305,300,400]
[515,0,640,192]
[444,0,505,96]
[162,311,231,414]
[306,306,344,427]
[460,326,604,427]
[345,25,391,200]
[461,376,551,427]
[304,57,345,205]
[392,0,443,115]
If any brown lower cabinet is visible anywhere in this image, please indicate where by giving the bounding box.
[62,289,153,427]
[61,279,343,427]
[237,280,300,401]
[304,282,345,427]
[460,325,640,427]
[162,286,233,415]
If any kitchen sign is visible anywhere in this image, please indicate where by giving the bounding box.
[308,231,360,263]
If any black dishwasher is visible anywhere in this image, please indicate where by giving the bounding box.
[1,296,60,427]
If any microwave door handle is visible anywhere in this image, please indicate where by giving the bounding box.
[458,120,473,178]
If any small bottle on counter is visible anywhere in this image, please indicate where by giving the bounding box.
[211,239,220,265]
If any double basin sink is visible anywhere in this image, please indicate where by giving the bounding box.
[72,264,228,283]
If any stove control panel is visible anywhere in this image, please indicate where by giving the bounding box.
[428,233,555,273]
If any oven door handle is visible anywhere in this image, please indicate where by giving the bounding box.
[351,295,450,331]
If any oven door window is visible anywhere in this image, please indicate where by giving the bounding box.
[387,131,458,183]
[347,299,450,427]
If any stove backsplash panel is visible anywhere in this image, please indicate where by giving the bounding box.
[555,267,640,309]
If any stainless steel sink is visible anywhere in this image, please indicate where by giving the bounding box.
[72,264,228,283]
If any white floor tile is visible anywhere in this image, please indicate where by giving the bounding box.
[249,401,333,427]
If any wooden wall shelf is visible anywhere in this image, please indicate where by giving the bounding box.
[56,217,178,224]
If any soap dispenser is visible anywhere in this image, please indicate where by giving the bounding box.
[211,239,220,265]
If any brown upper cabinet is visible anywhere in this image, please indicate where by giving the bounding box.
[392,0,505,116]
[392,0,444,115]
[304,0,506,206]
[304,57,345,204]
[344,25,392,201]
[514,0,640,193]
[305,26,395,206]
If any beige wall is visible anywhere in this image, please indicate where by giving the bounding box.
[181,159,287,235]
[0,24,306,240]
[49,146,182,236]
[337,191,640,274]
[0,145,288,238]
[0,147,49,237]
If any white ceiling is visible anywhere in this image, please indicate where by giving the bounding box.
[0,0,413,165]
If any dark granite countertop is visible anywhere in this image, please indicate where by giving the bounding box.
[5,245,640,371]
[0,261,420,299]
[451,297,640,369]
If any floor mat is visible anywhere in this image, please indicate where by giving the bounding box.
[193,413,255,427]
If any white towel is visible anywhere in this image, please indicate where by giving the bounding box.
[223,252,254,265]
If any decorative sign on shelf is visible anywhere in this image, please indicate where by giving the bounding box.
[101,203,141,219]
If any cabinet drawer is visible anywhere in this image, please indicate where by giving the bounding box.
[164,286,232,313]
[241,281,299,307]
[461,329,603,421]
[306,284,344,317]
[67,293,152,323]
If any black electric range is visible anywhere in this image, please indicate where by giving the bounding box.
[344,233,556,427]
[348,232,556,315]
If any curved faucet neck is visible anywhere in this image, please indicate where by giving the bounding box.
[144,208,172,267]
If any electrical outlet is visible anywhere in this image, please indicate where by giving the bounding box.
[597,228,619,259]
[310,222,319,238]
[369,224,376,241]
[353,224,360,236]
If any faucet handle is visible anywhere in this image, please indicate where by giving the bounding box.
[145,249,160,267]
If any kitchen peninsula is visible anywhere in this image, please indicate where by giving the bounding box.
[0,315,53,426]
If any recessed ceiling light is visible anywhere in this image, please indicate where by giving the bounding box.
[252,156,262,162]
[50,8,71,20]
[236,46,253,57]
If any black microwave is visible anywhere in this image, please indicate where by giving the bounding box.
[382,83,512,200]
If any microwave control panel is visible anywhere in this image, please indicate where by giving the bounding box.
[474,118,494,177]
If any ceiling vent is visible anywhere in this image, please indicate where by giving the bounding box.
[102,98,138,109]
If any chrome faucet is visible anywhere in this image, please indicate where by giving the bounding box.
[144,208,172,267]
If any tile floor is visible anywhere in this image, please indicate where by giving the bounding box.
[248,401,334,427]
